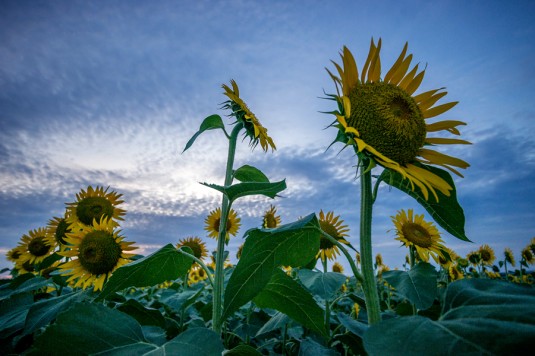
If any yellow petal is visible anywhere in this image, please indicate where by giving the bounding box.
[405,68,426,95]
[384,42,408,83]
[399,63,419,90]
[419,148,470,169]
[389,54,413,86]
[361,38,377,83]
[425,137,471,145]
[342,46,359,94]
[426,120,466,133]
[368,38,382,82]
[423,101,458,119]
[418,91,448,111]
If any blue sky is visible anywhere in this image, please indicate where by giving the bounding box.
[1,0,534,274]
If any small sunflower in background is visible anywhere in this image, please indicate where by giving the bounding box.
[6,245,25,264]
[438,247,458,269]
[448,265,464,281]
[66,186,126,228]
[47,213,73,250]
[332,261,344,273]
[236,243,244,260]
[262,205,281,229]
[504,248,516,267]
[467,251,481,266]
[204,207,241,242]
[317,210,350,261]
[176,236,208,261]
[222,80,276,152]
[58,217,137,291]
[188,265,208,285]
[326,39,470,201]
[15,260,36,275]
[18,227,56,265]
[521,246,534,265]
[530,237,535,255]
[375,253,384,267]
[391,209,446,263]
[478,244,496,266]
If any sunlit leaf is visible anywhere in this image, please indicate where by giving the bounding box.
[233,164,269,183]
[183,114,225,152]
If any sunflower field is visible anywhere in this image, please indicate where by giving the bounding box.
[2,40,534,355]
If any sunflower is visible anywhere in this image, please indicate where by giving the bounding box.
[467,251,481,266]
[66,186,126,227]
[332,261,344,273]
[448,265,464,281]
[522,247,534,265]
[188,265,208,285]
[504,248,516,266]
[58,217,137,291]
[204,207,241,242]
[15,260,37,275]
[530,237,535,255]
[47,213,73,249]
[438,247,458,268]
[317,210,350,261]
[262,205,281,228]
[375,253,384,267]
[176,236,208,260]
[17,227,56,265]
[6,245,25,264]
[326,39,470,201]
[236,243,244,260]
[392,209,446,263]
[222,80,276,152]
[478,244,496,266]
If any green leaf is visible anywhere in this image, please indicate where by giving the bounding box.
[254,269,328,338]
[201,179,286,203]
[379,164,470,241]
[159,287,204,311]
[255,311,292,336]
[298,338,339,355]
[117,299,167,328]
[98,244,193,300]
[223,214,321,320]
[0,275,49,300]
[225,344,263,356]
[364,279,535,355]
[233,164,269,183]
[32,303,157,355]
[24,290,86,335]
[0,293,33,338]
[183,114,225,152]
[337,312,368,337]
[297,270,347,300]
[145,327,225,356]
[382,262,437,310]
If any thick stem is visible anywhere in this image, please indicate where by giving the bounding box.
[212,123,243,333]
[322,259,331,333]
[359,160,381,325]
[320,230,364,283]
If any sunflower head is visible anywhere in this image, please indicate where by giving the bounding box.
[177,236,208,260]
[467,251,481,266]
[222,80,276,152]
[504,248,516,266]
[375,253,383,267]
[317,210,350,262]
[18,227,56,265]
[332,261,344,273]
[478,244,496,266]
[236,243,244,260]
[522,247,534,265]
[47,214,73,248]
[449,265,464,281]
[326,39,471,201]
[262,205,281,229]
[392,209,446,263]
[66,186,125,227]
[58,217,137,291]
[6,246,25,264]
[204,207,241,242]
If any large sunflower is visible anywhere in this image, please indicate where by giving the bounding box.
[262,205,281,229]
[58,217,136,291]
[317,210,350,261]
[18,227,56,265]
[176,236,208,260]
[66,186,126,228]
[392,209,446,263]
[222,80,276,152]
[204,207,241,242]
[326,39,470,201]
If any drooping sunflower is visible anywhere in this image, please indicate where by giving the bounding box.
[522,247,534,265]
[332,261,344,273]
[58,217,137,291]
[375,253,384,267]
[392,209,446,263]
[236,243,244,260]
[478,244,496,266]
[47,213,73,250]
[326,39,471,201]
[438,247,458,269]
[176,236,208,260]
[317,210,350,261]
[222,80,276,152]
[204,207,241,242]
[262,205,281,229]
[504,247,516,267]
[17,227,56,265]
[448,265,464,281]
[66,186,126,228]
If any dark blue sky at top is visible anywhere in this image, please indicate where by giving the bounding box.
[1,0,534,273]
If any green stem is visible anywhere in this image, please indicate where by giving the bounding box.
[320,230,364,283]
[359,160,381,325]
[176,248,215,288]
[212,123,243,334]
[322,259,331,334]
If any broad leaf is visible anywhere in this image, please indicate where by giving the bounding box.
[225,344,263,356]
[255,312,292,337]
[379,164,470,241]
[298,338,339,356]
[201,180,286,203]
[297,270,347,300]
[254,269,328,338]
[31,303,156,355]
[0,275,49,300]
[382,262,437,310]
[98,244,193,300]
[0,293,33,338]
[145,327,224,356]
[117,299,167,328]
[223,214,320,320]
[337,312,367,337]
[364,279,535,355]
[183,114,225,152]
[233,164,269,183]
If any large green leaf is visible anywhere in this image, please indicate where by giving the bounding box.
[379,164,470,241]
[98,244,193,300]
[201,179,286,203]
[297,270,347,300]
[298,338,340,356]
[0,275,49,300]
[0,292,33,338]
[145,327,224,356]
[364,279,535,355]
[117,299,167,328]
[222,214,320,320]
[233,164,269,183]
[382,262,437,310]
[183,114,225,152]
[31,302,156,355]
[254,269,328,338]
